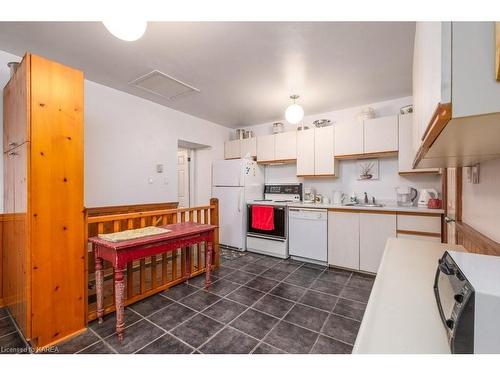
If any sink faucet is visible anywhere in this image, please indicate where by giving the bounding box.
[364,192,369,204]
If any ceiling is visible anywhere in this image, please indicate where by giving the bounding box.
[0,22,415,128]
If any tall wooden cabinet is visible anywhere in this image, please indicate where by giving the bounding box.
[2,53,85,349]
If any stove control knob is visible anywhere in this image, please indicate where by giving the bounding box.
[454,294,464,304]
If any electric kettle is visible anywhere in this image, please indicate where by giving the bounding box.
[418,189,438,207]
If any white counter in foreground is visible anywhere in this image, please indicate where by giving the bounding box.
[353,237,465,354]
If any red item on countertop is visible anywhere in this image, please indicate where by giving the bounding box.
[428,198,442,209]
[251,205,275,231]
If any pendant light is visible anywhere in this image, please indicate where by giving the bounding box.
[103,20,147,42]
[285,95,304,124]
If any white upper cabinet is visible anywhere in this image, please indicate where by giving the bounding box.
[413,22,500,168]
[315,126,337,175]
[398,113,440,174]
[334,119,364,156]
[240,138,257,158]
[363,115,399,154]
[275,131,297,160]
[256,134,276,162]
[224,139,241,159]
[296,128,315,176]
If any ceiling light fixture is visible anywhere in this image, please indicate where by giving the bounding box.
[103,20,147,42]
[285,95,304,124]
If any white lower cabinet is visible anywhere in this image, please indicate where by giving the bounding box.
[328,211,360,270]
[328,211,396,273]
[359,213,396,273]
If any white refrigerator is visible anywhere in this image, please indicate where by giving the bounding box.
[212,159,264,251]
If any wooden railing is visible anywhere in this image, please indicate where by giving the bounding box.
[84,198,219,321]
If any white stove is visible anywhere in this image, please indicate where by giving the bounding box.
[246,184,302,259]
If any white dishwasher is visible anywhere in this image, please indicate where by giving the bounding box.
[288,207,328,263]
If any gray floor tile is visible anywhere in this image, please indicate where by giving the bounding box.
[105,319,164,354]
[201,299,247,324]
[199,327,258,354]
[161,283,199,301]
[320,268,352,284]
[333,298,367,321]
[212,265,237,278]
[78,340,115,354]
[180,290,221,311]
[265,321,318,354]
[149,302,197,330]
[261,269,291,281]
[321,314,361,345]
[224,271,256,285]
[230,309,278,340]
[272,262,301,274]
[245,276,279,292]
[171,314,224,348]
[293,265,324,279]
[310,279,345,296]
[227,286,265,306]
[53,330,100,354]
[253,294,294,319]
[310,335,353,354]
[241,263,269,275]
[254,257,281,268]
[252,343,285,354]
[129,294,172,317]
[136,333,192,354]
[207,279,240,297]
[348,273,375,290]
[89,308,142,338]
[284,272,317,288]
[270,283,306,301]
[0,307,9,319]
[340,285,371,303]
[0,332,28,354]
[284,304,328,332]
[0,317,16,336]
[299,290,338,312]
[227,257,255,269]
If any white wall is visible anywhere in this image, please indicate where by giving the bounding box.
[462,159,500,243]
[242,96,442,203]
[0,49,231,210]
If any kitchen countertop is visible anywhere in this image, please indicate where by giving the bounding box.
[353,237,465,354]
[287,202,445,214]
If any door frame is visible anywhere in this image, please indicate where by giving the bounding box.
[442,168,462,243]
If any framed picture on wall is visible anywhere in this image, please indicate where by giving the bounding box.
[357,159,379,180]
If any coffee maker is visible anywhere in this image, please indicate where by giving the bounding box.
[303,187,315,203]
[395,186,418,206]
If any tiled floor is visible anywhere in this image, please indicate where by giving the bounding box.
[0,249,374,354]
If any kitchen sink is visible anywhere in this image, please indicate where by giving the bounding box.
[342,203,385,208]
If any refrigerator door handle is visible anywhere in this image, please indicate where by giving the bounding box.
[238,191,242,212]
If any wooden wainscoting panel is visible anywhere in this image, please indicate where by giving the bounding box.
[29,54,85,348]
[456,221,500,256]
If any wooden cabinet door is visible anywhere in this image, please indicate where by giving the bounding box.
[360,213,396,273]
[296,128,315,176]
[328,211,359,270]
[224,140,241,159]
[3,151,15,214]
[3,55,30,152]
[314,126,336,175]
[257,134,275,162]
[240,138,256,158]
[364,115,399,154]
[334,119,363,156]
[275,131,297,160]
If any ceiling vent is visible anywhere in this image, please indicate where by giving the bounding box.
[129,70,200,100]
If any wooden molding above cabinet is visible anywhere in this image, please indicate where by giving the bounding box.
[413,102,452,168]
[335,150,398,160]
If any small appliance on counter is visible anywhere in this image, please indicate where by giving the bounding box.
[434,251,500,353]
[396,186,418,206]
[418,188,439,207]
[303,187,315,203]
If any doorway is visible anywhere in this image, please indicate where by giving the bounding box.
[177,148,191,208]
